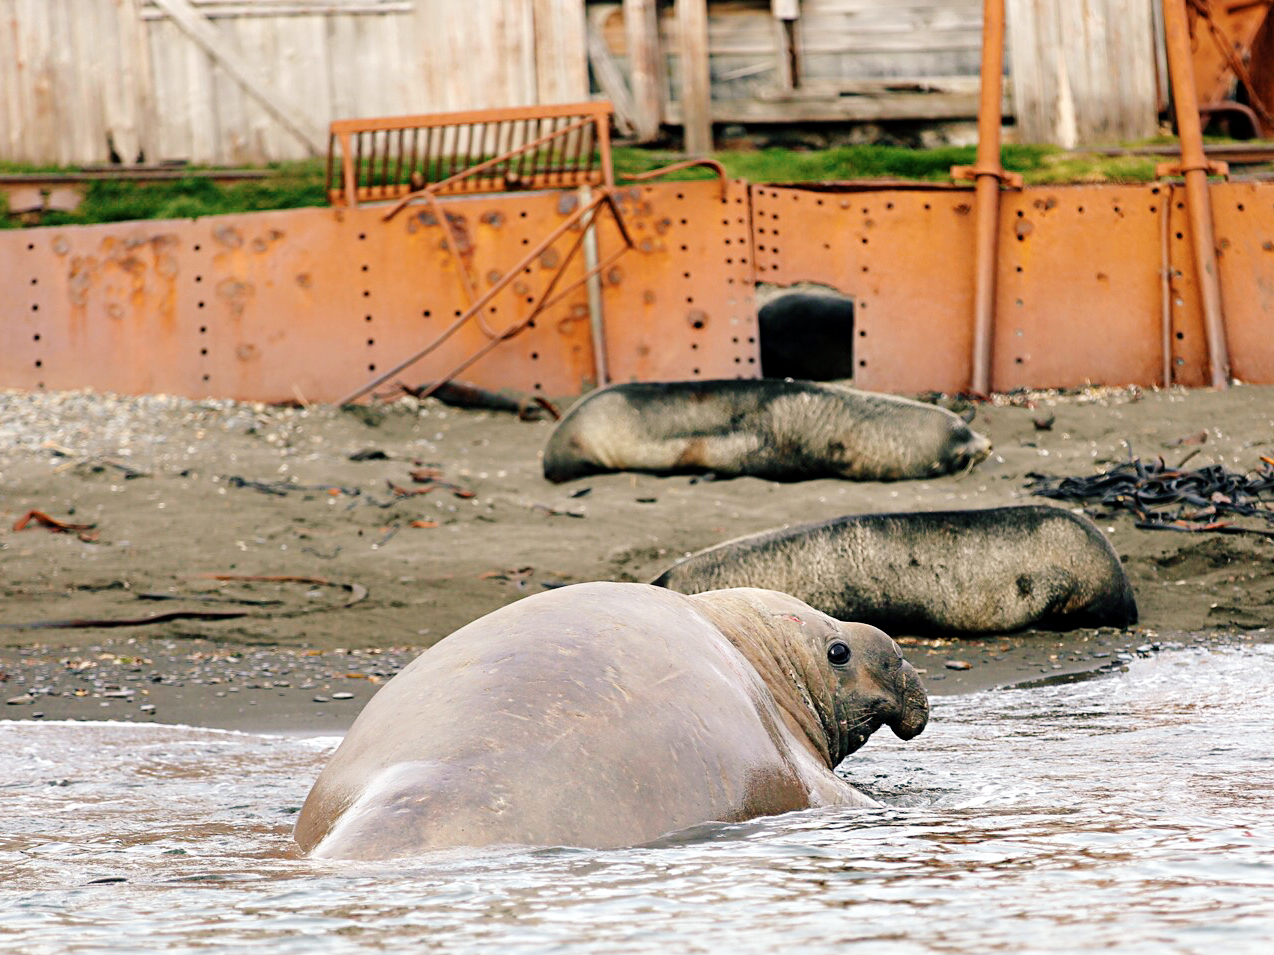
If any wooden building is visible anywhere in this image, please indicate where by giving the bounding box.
[0,0,1160,167]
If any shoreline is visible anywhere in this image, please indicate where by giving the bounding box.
[4,382,1274,734]
[3,626,1267,734]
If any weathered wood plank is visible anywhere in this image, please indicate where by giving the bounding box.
[0,0,21,161]
[533,0,588,104]
[587,17,638,134]
[1007,0,1157,145]
[148,0,325,155]
[139,2,412,17]
[622,0,663,140]
[676,0,712,153]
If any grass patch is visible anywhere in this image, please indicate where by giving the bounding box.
[1,145,1181,228]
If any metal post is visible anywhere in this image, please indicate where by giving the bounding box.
[1161,0,1232,389]
[969,0,1008,395]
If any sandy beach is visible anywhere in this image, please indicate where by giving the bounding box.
[2,382,1272,731]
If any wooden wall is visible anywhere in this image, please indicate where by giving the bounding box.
[0,0,588,166]
[592,0,994,126]
[0,0,1167,165]
[1006,0,1160,146]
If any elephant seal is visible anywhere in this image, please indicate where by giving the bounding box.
[542,379,991,483]
[294,582,928,859]
[652,505,1138,635]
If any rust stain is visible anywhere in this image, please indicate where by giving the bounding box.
[236,343,260,361]
[217,278,255,316]
[445,213,473,256]
[68,256,95,308]
[540,248,561,269]
[557,194,578,215]
[480,211,505,228]
[296,272,313,289]
[214,226,244,249]
[1015,220,1034,239]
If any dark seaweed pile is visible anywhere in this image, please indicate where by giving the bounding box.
[1027,456,1274,537]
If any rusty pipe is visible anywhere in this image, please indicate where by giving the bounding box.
[1162,0,1232,389]
[969,0,1008,396]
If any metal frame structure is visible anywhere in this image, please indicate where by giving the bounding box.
[3,1,1274,403]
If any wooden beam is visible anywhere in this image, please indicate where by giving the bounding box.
[676,0,712,154]
[586,20,638,136]
[622,0,663,142]
[146,0,326,156]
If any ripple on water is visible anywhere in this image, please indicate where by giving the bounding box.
[3,645,1274,955]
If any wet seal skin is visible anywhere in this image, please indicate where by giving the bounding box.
[541,379,992,483]
[652,505,1139,636]
[294,582,928,859]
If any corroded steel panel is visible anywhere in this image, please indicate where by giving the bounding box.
[7,175,1274,404]
[341,194,596,398]
[994,185,1164,390]
[1164,184,1216,388]
[752,184,976,394]
[599,178,760,382]
[0,199,598,403]
[1210,180,1274,385]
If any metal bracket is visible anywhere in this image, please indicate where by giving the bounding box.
[1155,158,1231,180]
[950,164,1024,189]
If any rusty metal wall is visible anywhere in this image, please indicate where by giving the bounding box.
[601,179,759,383]
[4,177,1274,401]
[753,185,977,394]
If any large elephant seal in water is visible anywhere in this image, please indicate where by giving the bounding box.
[542,379,991,483]
[652,506,1138,635]
[294,582,928,859]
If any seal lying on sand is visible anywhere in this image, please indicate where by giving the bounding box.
[294,582,928,858]
[542,379,991,483]
[652,506,1138,635]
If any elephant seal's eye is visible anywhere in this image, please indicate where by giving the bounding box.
[827,641,850,666]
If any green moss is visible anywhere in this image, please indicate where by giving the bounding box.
[0,144,1202,228]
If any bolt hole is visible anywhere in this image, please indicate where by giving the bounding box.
[1176,331,1185,340]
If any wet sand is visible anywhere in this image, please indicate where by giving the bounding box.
[3,383,1273,731]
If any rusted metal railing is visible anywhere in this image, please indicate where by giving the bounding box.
[330,101,738,406]
[326,102,616,207]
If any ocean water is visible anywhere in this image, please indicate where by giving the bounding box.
[3,645,1273,955]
